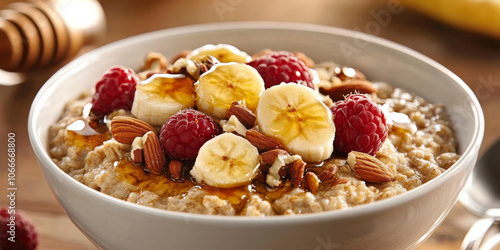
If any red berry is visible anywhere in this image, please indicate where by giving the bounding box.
[159,109,222,160]
[91,66,139,116]
[331,94,388,155]
[0,207,38,250]
[248,51,314,89]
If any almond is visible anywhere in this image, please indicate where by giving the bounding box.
[347,151,394,183]
[168,159,183,181]
[220,115,247,136]
[332,178,350,186]
[319,79,377,101]
[130,136,144,164]
[289,158,306,188]
[245,129,285,152]
[225,102,256,129]
[110,116,156,144]
[305,172,320,193]
[259,149,289,165]
[319,164,338,184]
[142,131,166,175]
[335,67,366,81]
[260,159,290,178]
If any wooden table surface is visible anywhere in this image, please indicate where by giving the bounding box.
[1,0,500,249]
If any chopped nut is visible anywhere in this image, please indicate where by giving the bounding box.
[265,153,301,188]
[170,55,219,80]
[278,165,288,178]
[225,102,256,129]
[220,115,248,136]
[171,58,199,78]
[143,52,168,72]
[289,158,306,188]
[260,149,289,165]
[195,55,219,75]
[130,136,144,164]
[305,172,320,192]
[319,165,338,184]
[138,52,169,80]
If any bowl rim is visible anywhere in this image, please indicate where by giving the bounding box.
[28,21,485,225]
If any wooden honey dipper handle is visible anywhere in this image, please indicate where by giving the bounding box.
[0,0,105,72]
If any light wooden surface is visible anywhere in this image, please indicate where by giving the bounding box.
[1,0,500,249]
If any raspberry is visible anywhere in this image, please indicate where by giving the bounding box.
[331,94,388,155]
[0,207,38,250]
[159,109,222,160]
[91,66,139,116]
[248,51,314,89]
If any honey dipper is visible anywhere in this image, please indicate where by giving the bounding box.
[0,0,105,72]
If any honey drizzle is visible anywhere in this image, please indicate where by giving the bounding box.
[66,103,110,147]
[114,159,295,214]
[114,160,196,197]
[65,130,111,149]
[62,103,329,214]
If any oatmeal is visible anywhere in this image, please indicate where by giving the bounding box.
[48,44,460,216]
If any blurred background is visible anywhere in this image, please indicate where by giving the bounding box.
[1,0,499,249]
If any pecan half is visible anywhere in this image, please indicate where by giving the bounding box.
[319,164,338,184]
[289,158,306,188]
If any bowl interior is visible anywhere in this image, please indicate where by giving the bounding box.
[29,22,484,219]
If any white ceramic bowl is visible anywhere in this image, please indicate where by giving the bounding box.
[29,22,484,250]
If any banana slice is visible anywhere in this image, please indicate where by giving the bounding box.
[256,83,335,162]
[195,62,264,120]
[187,44,251,63]
[131,74,195,126]
[190,133,260,188]
[400,0,500,39]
